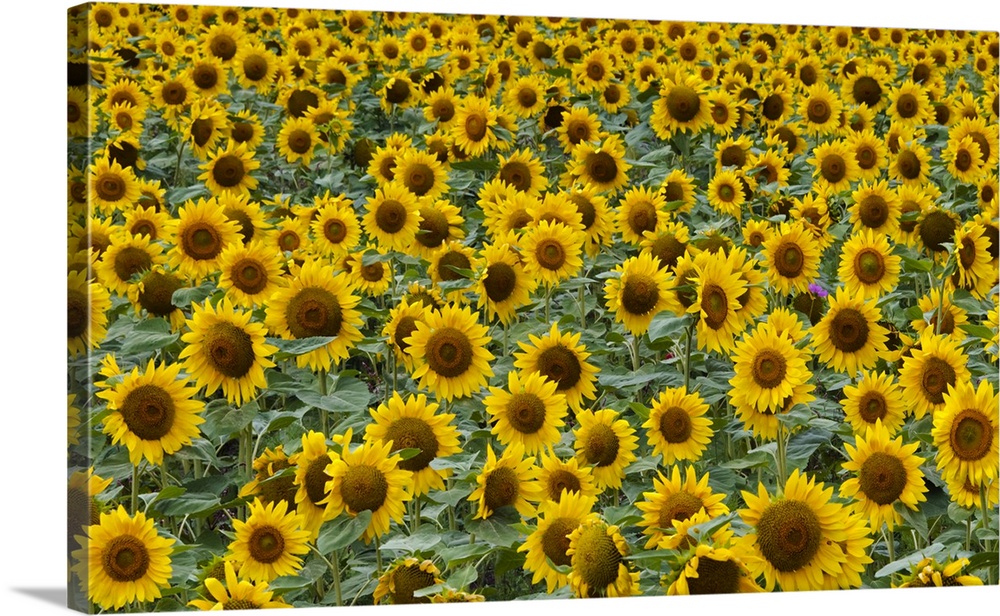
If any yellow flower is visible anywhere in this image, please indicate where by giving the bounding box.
[228,499,310,582]
[469,442,543,520]
[604,251,676,337]
[198,140,260,197]
[810,287,888,376]
[485,370,568,455]
[405,303,494,401]
[644,387,713,465]
[519,490,598,592]
[572,409,638,491]
[898,331,971,420]
[933,379,999,486]
[566,519,640,598]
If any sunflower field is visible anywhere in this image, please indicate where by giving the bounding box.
[66,3,1000,612]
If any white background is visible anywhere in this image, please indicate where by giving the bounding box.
[2,0,998,614]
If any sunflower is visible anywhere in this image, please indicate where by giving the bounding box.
[276,117,320,167]
[568,134,631,194]
[514,321,600,412]
[66,468,111,558]
[952,221,995,299]
[603,252,674,337]
[895,558,985,588]
[846,180,901,239]
[887,81,933,129]
[427,241,478,298]
[382,299,428,373]
[739,469,860,591]
[842,371,906,436]
[644,387,713,465]
[485,370,568,455]
[291,431,337,537]
[944,135,986,184]
[636,466,729,550]
[688,252,746,354]
[838,229,901,300]
[167,197,242,281]
[847,129,888,183]
[536,451,600,505]
[729,322,813,415]
[840,420,927,531]
[617,185,667,245]
[233,43,279,94]
[572,408,638,492]
[89,157,140,215]
[95,232,165,297]
[808,140,859,195]
[911,289,969,341]
[122,204,170,243]
[239,445,298,511]
[411,198,465,259]
[641,221,690,273]
[933,379,999,486]
[188,560,290,610]
[898,332,971,420]
[179,298,276,406]
[574,48,614,93]
[475,241,535,325]
[68,269,111,358]
[521,220,585,289]
[309,197,360,258]
[798,82,843,135]
[762,221,821,296]
[503,74,547,118]
[665,541,763,595]
[651,75,710,138]
[451,95,497,157]
[361,182,422,252]
[889,140,931,186]
[373,558,444,605]
[520,490,598,593]
[405,303,494,401]
[811,288,888,376]
[566,518,639,598]
[198,140,260,197]
[71,506,174,611]
[556,107,603,153]
[469,442,543,520]
[322,429,412,543]
[265,259,363,372]
[216,241,285,309]
[495,148,547,196]
[365,392,461,497]
[394,149,449,200]
[228,498,310,583]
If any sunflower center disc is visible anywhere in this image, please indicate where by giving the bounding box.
[568,120,590,144]
[821,154,846,183]
[212,155,246,187]
[686,555,742,594]
[658,491,704,529]
[506,393,547,435]
[137,271,182,317]
[225,599,260,610]
[762,94,784,120]
[659,406,693,443]
[651,235,685,269]
[162,81,187,105]
[287,129,312,154]
[464,113,487,141]
[619,274,657,315]
[859,451,908,505]
[416,207,449,248]
[287,287,344,339]
[573,524,622,593]
[96,172,125,202]
[536,239,566,271]
[248,525,286,563]
[958,237,977,270]
[583,424,620,467]
[390,564,437,604]
[193,64,219,89]
[547,470,582,501]
[701,284,728,329]
[859,392,888,423]
[897,150,921,179]
[752,349,788,389]
[955,149,973,171]
[854,249,885,284]
[666,86,701,122]
[341,465,389,512]
[918,210,957,251]
[807,98,830,123]
[392,316,418,355]
[120,384,177,440]
[852,77,882,106]
[627,201,656,236]
[542,517,579,567]
[484,466,519,512]
[361,262,384,282]
[774,241,804,277]
[536,345,583,392]
[376,200,407,233]
[588,62,605,80]
[182,223,223,260]
[232,258,268,295]
[856,145,876,169]
[500,161,531,192]
[438,251,471,281]
[587,151,617,183]
[896,93,918,118]
[950,410,993,461]
[755,499,822,573]
[278,230,300,251]
[111,246,152,283]
[425,327,474,378]
[209,34,237,60]
[921,357,957,405]
[102,535,150,582]
[190,119,214,147]
[830,308,870,353]
[405,164,434,196]
[386,417,439,471]
[205,322,256,378]
[304,454,332,506]
[483,263,517,302]
[243,55,268,80]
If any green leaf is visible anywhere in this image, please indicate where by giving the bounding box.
[900,255,933,273]
[875,543,945,578]
[295,378,371,415]
[426,485,473,507]
[959,323,995,339]
[268,336,337,358]
[450,158,499,172]
[120,319,179,355]
[646,313,687,344]
[465,510,522,547]
[412,583,446,598]
[154,492,221,517]
[445,565,478,590]
[377,525,442,553]
[316,510,373,553]
[396,448,421,460]
[965,551,999,572]
[267,574,316,593]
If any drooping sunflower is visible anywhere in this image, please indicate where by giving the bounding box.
[469,442,543,520]
[364,392,461,497]
[485,370,568,456]
[810,288,888,376]
[519,490,598,593]
[66,468,111,557]
[644,387,713,465]
[636,466,729,550]
[566,518,640,598]
[382,298,428,374]
[572,408,638,492]
[536,451,600,504]
[179,298,277,406]
[568,134,631,194]
[188,560,290,610]
[894,558,985,588]
[520,220,585,289]
[604,251,675,337]
[404,303,494,401]
[167,197,242,282]
[239,445,298,511]
[840,420,928,531]
[898,331,971,420]
[373,558,444,605]
[838,229,901,300]
[228,498,310,583]
[514,321,600,412]
[427,241,478,298]
[912,289,969,341]
[933,379,999,486]
[71,506,175,611]
[842,371,907,436]
[688,251,746,354]
[291,431,338,537]
[739,469,858,592]
[761,221,821,296]
[412,198,465,259]
[264,259,363,372]
[665,541,763,595]
[952,221,995,299]
[322,429,413,543]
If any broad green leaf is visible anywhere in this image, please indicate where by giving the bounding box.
[120,319,178,354]
[316,510,372,553]
[378,525,443,553]
[875,543,945,578]
[445,565,478,590]
[154,492,220,517]
[268,336,337,358]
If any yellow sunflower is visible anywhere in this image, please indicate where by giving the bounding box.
[944,135,986,184]
[228,498,310,583]
[952,221,995,299]
[840,420,928,531]
[485,370,568,455]
[394,149,449,200]
[382,298,428,373]
[933,379,999,486]
[887,81,933,129]
[239,445,298,511]
[515,321,600,412]
[566,518,640,598]
[889,140,931,186]
[808,140,859,194]
[688,252,746,354]
[451,95,497,157]
[616,185,667,245]
[127,266,188,330]
[849,179,901,237]
[364,392,461,497]
[798,82,843,136]
[572,408,638,492]
[729,321,813,414]
[761,221,821,296]
[912,289,969,341]
[89,157,140,214]
[362,182,422,252]
[198,140,260,197]
[264,259,363,372]
[665,541,763,595]
[651,75,711,138]
[644,387,713,465]
[167,197,242,282]
[568,134,631,194]
[95,232,166,297]
[519,490,598,593]
[520,219,585,289]
[310,196,361,258]
[556,107,603,153]
[536,451,600,504]
[216,241,285,309]
[276,116,320,166]
[292,431,338,538]
[838,229,901,300]
[188,560,290,610]
[496,148,547,196]
[179,298,277,406]
[412,198,465,259]
[404,303,494,401]
[469,442,543,520]
[373,558,444,605]
[898,331,971,419]
[604,251,676,337]
[322,429,413,543]
[636,466,729,550]
[895,558,985,588]
[842,371,907,436]
[475,241,535,325]
[71,506,175,611]
[810,288,888,376]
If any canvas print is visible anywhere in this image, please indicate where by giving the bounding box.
[67,2,999,613]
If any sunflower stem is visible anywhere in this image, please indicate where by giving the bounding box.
[319,368,329,435]
[578,283,586,327]
[775,423,787,486]
[683,322,695,391]
[131,462,140,515]
[374,535,383,576]
[629,334,640,372]
[331,549,343,606]
[882,525,895,564]
[172,139,186,187]
[544,286,552,323]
